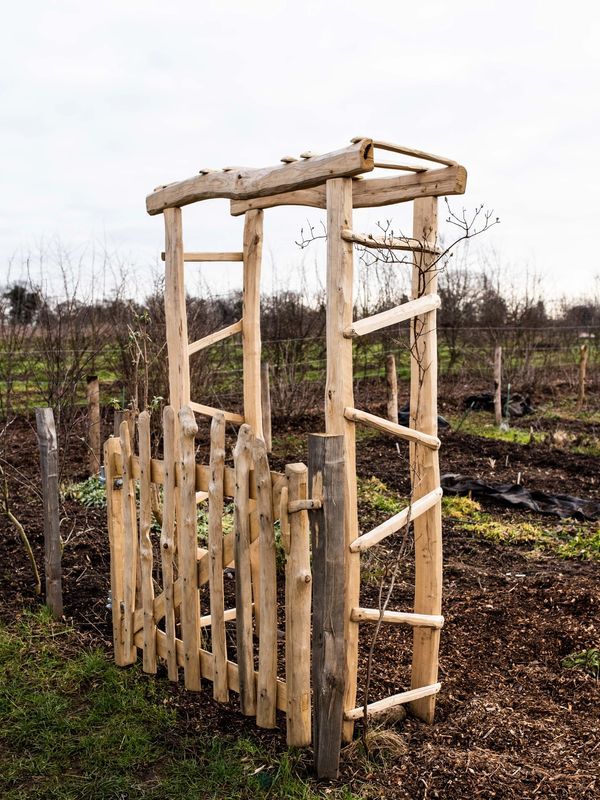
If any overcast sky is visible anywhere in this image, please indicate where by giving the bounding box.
[2,0,599,302]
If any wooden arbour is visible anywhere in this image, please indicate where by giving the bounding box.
[106,137,467,777]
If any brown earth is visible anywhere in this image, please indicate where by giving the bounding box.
[0,410,598,799]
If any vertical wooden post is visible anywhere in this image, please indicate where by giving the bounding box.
[35,408,63,619]
[261,362,272,452]
[178,406,201,691]
[309,433,346,778]
[114,409,134,448]
[493,346,502,425]
[86,375,101,476]
[385,353,399,424]
[285,462,312,747]
[208,411,228,701]
[119,420,138,664]
[577,343,589,410]
[105,436,131,665]
[164,207,190,418]
[137,410,156,674]
[254,436,277,729]
[409,196,443,723]
[324,177,359,742]
[160,406,178,681]
[242,209,264,438]
[233,424,257,716]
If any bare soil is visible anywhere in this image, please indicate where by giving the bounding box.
[1,410,598,799]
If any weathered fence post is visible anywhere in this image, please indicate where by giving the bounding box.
[35,408,63,619]
[493,346,502,425]
[385,353,399,424]
[577,343,589,410]
[114,408,135,445]
[86,375,101,476]
[261,362,272,453]
[309,433,346,780]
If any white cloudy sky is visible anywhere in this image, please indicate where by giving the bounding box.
[2,0,599,301]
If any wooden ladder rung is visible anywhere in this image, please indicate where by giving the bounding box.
[196,490,209,504]
[161,251,243,262]
[341,228,439,253]
[344,683,441,721]
[344,407,440,449]
[373,161,428,173]
[200,606,239,627]
[351,607,444,628]
[188,320,243,356]
[344,294,441,339]
[349,486,442,553]
[189,402,244,424]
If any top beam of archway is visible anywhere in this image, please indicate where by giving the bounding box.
[146,140,375,215]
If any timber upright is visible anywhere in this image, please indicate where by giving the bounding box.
[104,138,467,777]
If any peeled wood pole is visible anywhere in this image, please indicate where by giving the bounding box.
[385,353,399,424]
[86,376,101,475]
[242,209,264,439]
[325,177,360,742]
[409,196,443,723]
[208,412,228,702]
[493,346,502,425]
[35,408,63,619]
[105,436,129,665]
[164,207,191,418]
[137,410,156,674]
[309,434,346,779]
[119,420,138,663]
[260,362,272,452]
[285,462,311,747]
[178,407,201,691]
[577,343,589,410]
[160,406,178,681]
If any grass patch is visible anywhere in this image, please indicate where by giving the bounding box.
[562,648,600,679]
[442,496,600,561]
[0,609,355,799]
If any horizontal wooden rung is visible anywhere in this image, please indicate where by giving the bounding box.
[368,138,457,167]
[189,402,244,424]
[341,229,439,253]
[195,491,209,504]
[351,607,444,628]
[188,320,243,356]
[288,498,322,513]
[161,251,243,262]
[344,683,442,721]
[349,486,443,552]
[344,294,441,339]
[200,606,240,627]
[374,160,428,173]
[344,407,440,449]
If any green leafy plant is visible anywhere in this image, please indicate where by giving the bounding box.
[63,476,106,509]
[562,648,600,679]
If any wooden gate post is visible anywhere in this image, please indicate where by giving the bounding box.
[386,353,399,424]
[86,375,101,475]
[577,343,589,410]
[309,433,346,779]
[493,346,502,425]
[35,408,63,619]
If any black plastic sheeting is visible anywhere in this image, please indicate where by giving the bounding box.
[463,392,535,418]
[441,473,600,521]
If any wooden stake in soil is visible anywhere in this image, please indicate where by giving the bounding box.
[233,424,257,716]
[178,406,201,691]
[494,346,502,425]
[409,196,443,724]
[385,353,399,424]
[285,462,312,747]
[35,408,63,619]
[254,436,278,729]
[577,343,589,410]
[309,433,345,779]
[86,375,101,476]
[119,419,138,663]
[160,405,178,681]
[137,410,157,674]
[208,411,228,702]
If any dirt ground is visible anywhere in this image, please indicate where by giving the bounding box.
[1,401,599,799]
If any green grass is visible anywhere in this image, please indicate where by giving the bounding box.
[443,496,600,561]
[0,609,356,800]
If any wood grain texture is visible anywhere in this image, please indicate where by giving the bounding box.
[309,434,346,779]
[494,346,503,425]
[105,437,130,665]
[385,354,399,424]
[86,376,101,476]
[161,251,243,262]
[233,424,256,715]
[260,362,272,453]
[188,320,242,356]
[409,196,443,723]
[208,412,228,702]
[137,411,156,673]
[350,607,444,629]
[344,407,440,449]
[164,208,190,416]
[242,209,264,439]
[344,294,441,338]
[119,420,138,663]
[285,463,311,747]
[325,177,360,743]
[344,683,441,720]
[254,437,278,729]
[229,165,466,216]
[35,408,63,619]
[160,406,178,681]
[147,140,374,213]
[178,407,201,691]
